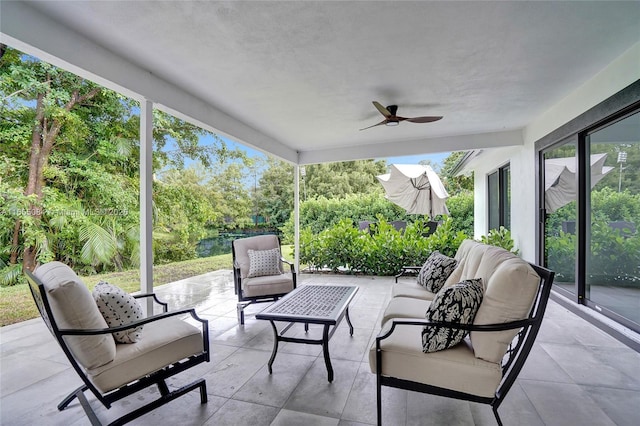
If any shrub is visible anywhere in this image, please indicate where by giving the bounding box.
[299,217,469,275]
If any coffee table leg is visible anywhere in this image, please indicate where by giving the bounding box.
[322,324,334,382]
[267,320,279,374]
[345,307,354,336]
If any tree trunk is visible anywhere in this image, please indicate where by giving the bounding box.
[18,85,101,271]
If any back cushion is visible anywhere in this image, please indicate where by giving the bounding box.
[233,234,281,279]
[35,262,116,369]
[471,256,540,363]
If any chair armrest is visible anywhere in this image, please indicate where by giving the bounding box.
[58,308,208,336]
[280,257,296,274]
[132,293,168,313]
[376,317,535,342]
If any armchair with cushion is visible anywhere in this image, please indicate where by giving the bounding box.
[232,234,296,325]
[26,262,210,426]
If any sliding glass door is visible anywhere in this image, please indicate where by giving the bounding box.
[541,109,640,331]
[585,112,640,326]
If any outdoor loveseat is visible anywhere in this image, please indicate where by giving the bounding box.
[370,240,554,425]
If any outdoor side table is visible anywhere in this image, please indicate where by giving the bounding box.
[255,284,358,382]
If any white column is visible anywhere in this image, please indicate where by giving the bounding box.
[294,165,300,272]
[140,100,154,315]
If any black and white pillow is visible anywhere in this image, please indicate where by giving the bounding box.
[247,248,283,278]
[416,251,457,293]
[93,281,144,343]
[422,278,484,353]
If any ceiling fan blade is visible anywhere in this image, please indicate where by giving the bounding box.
[372,101,392,118]
[359,119,388,131]
[406,116,443,123]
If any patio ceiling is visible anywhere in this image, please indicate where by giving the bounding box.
[2,1,640,165]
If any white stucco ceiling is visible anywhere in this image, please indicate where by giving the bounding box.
[2,1,640,164]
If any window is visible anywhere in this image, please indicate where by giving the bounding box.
[488,164,511,231]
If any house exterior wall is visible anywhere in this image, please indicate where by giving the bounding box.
[473,41,640,263]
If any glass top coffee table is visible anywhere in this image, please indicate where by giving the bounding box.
[255,284,358,382]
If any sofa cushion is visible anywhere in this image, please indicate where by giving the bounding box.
[417,251,457,293]
[247,247,283,278]
[422,279,483,353]
[93,281,144,343]
[87,316,203,393]
[242,273,295,298]
[369,325,501,398]
[391,281,437,301]
[471,259,540,363]
[34,262,116,369]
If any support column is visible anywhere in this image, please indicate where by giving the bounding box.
[140,100,154,315]
[294,165,300,273]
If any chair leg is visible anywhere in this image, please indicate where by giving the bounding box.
[75,388,102,426]
[58,385,89,411]
[492,405,503,426]
[237,302,246,325]
[376,376,382,426]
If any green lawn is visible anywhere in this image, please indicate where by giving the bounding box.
[1,246,296,327]
[0,254,236,327]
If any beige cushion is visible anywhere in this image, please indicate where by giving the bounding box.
[369,325,501,398]
[234,234,282,279]
[242,273,295,298]
[391,281,436,301]
[87,316,204,393]
[442,240,540,363]
[34,262,116,369]
[381,297,431,326]
[471,259,540,362]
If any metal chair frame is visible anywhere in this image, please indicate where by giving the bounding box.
[375,263,554,426]
[25,269,210,426]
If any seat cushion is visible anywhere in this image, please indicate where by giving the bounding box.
[34,262,116,369]
[93,281,144,343]
[87,316,204,393]
[369,325,501,398]
[417,251,457,293]
[381,297,431,326]
[242,273,295,298]
[248,248,283,278]
[422,279,483,353]
[391,281,436,301]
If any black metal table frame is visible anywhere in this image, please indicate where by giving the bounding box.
[255,285,358,382]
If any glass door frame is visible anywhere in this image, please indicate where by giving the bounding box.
[535,80,640,333]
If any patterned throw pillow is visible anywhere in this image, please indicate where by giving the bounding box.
[93,281,144,343]
[416,251,457,293]
[247,248,283,278]
[422,278,484,353]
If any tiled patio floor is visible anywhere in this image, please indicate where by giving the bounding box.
[1,272,639,425]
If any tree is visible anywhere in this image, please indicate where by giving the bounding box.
[303,159,387,199]
[255,158,294,228]
[208,163,253,229]
[440,151,473,193]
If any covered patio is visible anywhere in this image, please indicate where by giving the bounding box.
[2,273,638,425]
[1,2,639,424]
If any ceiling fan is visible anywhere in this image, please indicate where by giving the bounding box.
[360,101,443,130]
